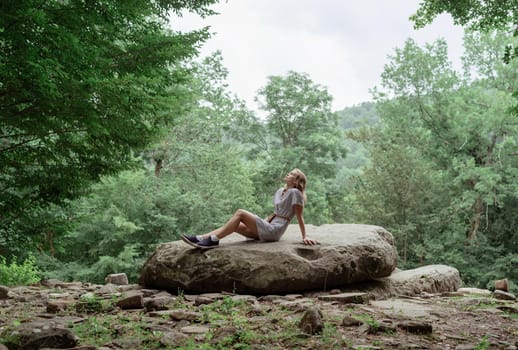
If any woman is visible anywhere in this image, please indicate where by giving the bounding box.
[181,168,317,249]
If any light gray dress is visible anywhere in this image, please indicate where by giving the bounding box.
[255,188,304,242]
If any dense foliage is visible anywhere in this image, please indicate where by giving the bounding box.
[0,0,216,254]
[1,1,516,291]
[0,255,40,286]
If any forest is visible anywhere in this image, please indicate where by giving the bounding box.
[1,1,517,292]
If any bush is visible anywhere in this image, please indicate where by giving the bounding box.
[0,255,41,286]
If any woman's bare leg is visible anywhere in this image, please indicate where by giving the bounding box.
[200,209,259,240]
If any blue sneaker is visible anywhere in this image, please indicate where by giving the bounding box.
[196,237,219,249]
[180,234,200,248]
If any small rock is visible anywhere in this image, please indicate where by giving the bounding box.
[397,320,433,334]
[160,330,189,347]
[231,294,257,303]
[497,305,518,314]
[144,295,173,311]
[455,345,476,350]
[493,290,516,301]
[317,292,368,304]
[342,315,363,327]
[194,296,214,306]
[495,278,509,292]
[298,307,324,334]
[456,287,492,296]
[46,299,76,313]
[97,283,119,295]
[180,325,210,334]
[0,286,9,299]
[366,320,396,334]
[117,293,144,309]
[4,326,78,350]
[169,310,202,322]
[105,273,129,285]
[40,279,64,288]
[211,326,239,343]
[118,284,141,292]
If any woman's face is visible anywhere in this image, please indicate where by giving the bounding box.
[284,170,298,185]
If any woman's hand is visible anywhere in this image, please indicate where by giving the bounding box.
[303,237,318,245]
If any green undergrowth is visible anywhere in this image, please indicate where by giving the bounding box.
[0,255,41,286]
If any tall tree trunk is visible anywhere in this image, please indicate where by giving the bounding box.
[467,134,497,240]
[467,197,484,240]
[154,159,163,178]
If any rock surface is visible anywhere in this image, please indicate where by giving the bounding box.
[140,224,398,293]
[0,276,516,350]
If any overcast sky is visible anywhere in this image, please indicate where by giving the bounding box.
[170,1,465,112]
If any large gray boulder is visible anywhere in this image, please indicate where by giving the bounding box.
[352,265,462,299]
[140,224,398,294]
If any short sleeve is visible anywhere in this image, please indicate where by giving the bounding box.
[290,189,304,207]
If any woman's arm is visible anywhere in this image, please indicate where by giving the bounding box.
[293,204,317,245]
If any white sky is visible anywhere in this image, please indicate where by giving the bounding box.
[169,1,465,112]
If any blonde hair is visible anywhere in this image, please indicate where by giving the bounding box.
[291,168,307,202]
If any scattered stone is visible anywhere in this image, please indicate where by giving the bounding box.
[231,294,257,303]
[0,286,9,299]
[144,295,173,311]
[456,288,492,296]
[454,344,477,350]
[258,295,284,302]
[147,310,178,317]
[170,310,202,322]
[495,278,509,292]
[385,265,461,297]
[46,299,76,313]
[48,292,71,299]
[118,284,141,292]
[138,288,161,297]
[160,331,189,347]
[3,325,78,350]
[194,295,214,306]
[211,326,239,343]
[298,307,324,334]
[318,292,368,304]
[40,279,64,288]
[493,290,516,301]
[364,320,397,335]
[285,294,304,299]
[342,315,363,327]
[105,273,129,285]
[397,320,433,334]
[79,292,95,300]
[371,299,432,318]
[97,283,119,295]
[180,325,210,334]
[277,299,314,312]
[496,305,518,314]
[116,293,144,309]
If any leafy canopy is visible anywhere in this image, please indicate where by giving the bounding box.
[0,0,217,247]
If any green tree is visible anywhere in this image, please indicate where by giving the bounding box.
[255,71,347,224]
[352,32,518,284]
[412,0,518,105]
[42,52,260,283]
[411,0,517,31]
[0,0,217,254]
